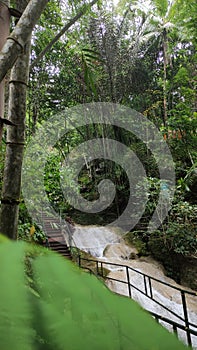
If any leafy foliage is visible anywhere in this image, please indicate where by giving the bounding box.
[0,239,187,349]
[1,0,197,292]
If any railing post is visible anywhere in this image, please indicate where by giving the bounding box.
[148,276,153,299]
[78,254,81,268]
[173,324,178,337]
[126,266,132,298]
[144,275,148,296]
[100,262,104,277]
[181,290,192,347]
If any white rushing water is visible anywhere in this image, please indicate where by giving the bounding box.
[69,225,197,348]
[72,225,122,257]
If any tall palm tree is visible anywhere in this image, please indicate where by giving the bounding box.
[149,0,176,126]
[132,0,177,126]
[109,0,177,125]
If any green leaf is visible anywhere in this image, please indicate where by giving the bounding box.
[0,240,188,349]
[0,241,34,350]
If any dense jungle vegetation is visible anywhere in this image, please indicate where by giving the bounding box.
[0,0,196,286]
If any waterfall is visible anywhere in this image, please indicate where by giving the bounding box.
[72,225,122,257]
[71,224,197,348]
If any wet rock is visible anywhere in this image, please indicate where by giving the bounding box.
[129,252,138,260]
[180,256,197,291]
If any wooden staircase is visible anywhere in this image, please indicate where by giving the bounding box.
[41,213,72,260]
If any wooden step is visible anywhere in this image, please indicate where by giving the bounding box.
[40,213,72,260]
[49,243,72,259]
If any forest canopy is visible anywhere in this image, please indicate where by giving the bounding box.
[0,0,196,282]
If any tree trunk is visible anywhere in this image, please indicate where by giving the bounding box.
[0,0,49,83]
[0,0,31,238]
[0,1,10,142]
[162,28,168,127]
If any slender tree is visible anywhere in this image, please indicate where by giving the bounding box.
[0,0,49,238]
[0,1,10,142]
[0,0,99,238]
[30,0,99,70]
[0,0,49,83]
[130,0,177,126]
[0,0,32,238]
[153,0,175,126]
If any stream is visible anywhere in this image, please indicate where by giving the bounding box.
[69,224,197,348]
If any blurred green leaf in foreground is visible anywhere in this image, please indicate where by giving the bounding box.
[0,236,187,350]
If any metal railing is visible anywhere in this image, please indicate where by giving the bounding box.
[77,255,197,348]
[35,213,197,348]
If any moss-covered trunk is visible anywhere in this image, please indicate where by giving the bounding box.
[0,1,10,142]
[0,0,49,83]
[0,0,31,238]
[0,0,49,238]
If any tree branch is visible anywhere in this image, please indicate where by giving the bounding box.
[30,0,98,70]
[0,117,16,126]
